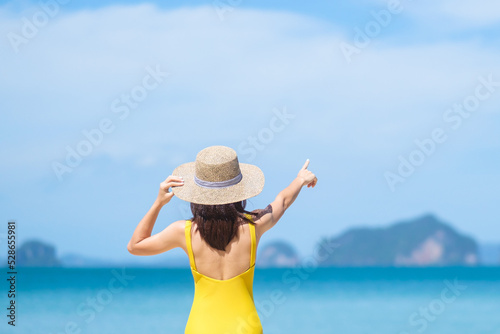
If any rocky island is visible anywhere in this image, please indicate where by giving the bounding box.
[316,214,478,266]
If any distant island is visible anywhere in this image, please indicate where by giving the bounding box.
[4,213,500,267]
[257,240,300,267]
[316,214,479,266]
[17,240,62,267]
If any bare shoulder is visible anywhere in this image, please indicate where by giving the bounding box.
[173,219,190,237]
[250,204,273,238]
[170,220,188,249]
[172,219,188,230]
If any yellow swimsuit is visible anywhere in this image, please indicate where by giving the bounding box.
[184,217,263,334]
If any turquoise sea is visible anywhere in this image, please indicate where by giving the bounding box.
[1,267,500,334]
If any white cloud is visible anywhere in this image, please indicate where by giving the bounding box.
[0,3,499,182]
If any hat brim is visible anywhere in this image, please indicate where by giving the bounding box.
[171,163,265,205]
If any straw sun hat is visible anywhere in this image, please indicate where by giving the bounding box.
[171,146,265,205]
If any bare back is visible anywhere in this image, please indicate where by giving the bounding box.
[186,218,263,280]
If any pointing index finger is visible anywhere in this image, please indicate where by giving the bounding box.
[302,159,310,170]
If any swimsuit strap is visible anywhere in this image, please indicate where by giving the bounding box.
[185,220,197,271]
[245,214,257,267]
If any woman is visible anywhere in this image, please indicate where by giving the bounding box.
[127,145,317,334]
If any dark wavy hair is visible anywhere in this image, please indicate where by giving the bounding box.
[190,200,257,251]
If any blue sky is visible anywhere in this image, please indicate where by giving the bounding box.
[1,0,499,264]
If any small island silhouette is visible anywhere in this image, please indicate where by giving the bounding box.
[7,213,500,267]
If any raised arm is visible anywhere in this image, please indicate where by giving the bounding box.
[256,159,317,236]
[127,175,185,256]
